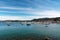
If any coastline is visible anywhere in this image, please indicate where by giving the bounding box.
[0,17,60,24]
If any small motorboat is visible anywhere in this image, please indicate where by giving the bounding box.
[7,24,10,26]
[26,24,31,26]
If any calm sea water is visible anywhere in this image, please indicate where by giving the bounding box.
[0,22,60,40]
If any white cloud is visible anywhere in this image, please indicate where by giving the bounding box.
[0,14,60,20]
[30,10,60,17]
[1,15,47,20]
[0,6,33,10]
[0,16,24,20]
[0,16,48,20]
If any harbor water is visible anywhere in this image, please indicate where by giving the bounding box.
[0,22,60,40]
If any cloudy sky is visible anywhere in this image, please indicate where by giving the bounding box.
[0,0,60,20]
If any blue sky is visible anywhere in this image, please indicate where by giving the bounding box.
[0,0,60,20]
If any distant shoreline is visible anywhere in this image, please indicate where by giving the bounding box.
[0,17,60,24]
